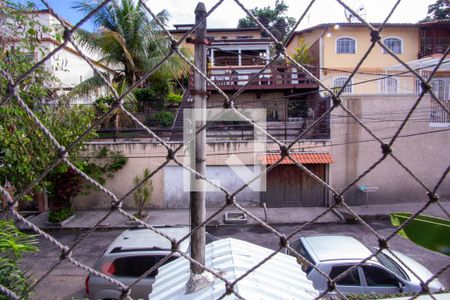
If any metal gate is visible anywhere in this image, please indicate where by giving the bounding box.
[261,164,326,207]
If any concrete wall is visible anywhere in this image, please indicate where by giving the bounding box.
[331,94,450,205]
[74,140,331,209]
[164,165,262,208]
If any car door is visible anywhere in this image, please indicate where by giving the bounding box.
[361,265,402,294]
[329,264,365,294]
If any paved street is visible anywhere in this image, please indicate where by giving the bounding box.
[22,220,450,300]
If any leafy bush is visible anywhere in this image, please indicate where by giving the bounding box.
[166,92,183,104]
[48,207,74,223]
[0,220,37,300]
[133,168,153,219]
[153,111,175,127]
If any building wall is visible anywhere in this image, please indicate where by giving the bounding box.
[321,27,419,70]
[288,26,421,94]
[330,94,450,205]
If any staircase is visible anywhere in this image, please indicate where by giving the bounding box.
[170,90,193,141]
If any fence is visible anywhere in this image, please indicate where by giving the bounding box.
[0,0,449,299]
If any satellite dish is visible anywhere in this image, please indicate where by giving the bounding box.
[344,0,367,23]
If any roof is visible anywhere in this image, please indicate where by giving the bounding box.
[302,235,374,262]
[170,27,262,34]
[150,238,318,300]
[259,153,334,165]
[385,57,450,72]
[286,22,418,46]
[419,20,450,27]
[106,226,190,253]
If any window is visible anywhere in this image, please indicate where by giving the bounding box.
[336,37,356,54]
[431,79,447,100]
[109,255,177,277]
[362,266,399,286]
[334,77,352,94]
[383,38,402,54]
[329,265,361,286]
[237,35,253,39]
[381,77,398,93]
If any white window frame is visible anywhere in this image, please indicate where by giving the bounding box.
[336,37,357,54]
[382,37,403,54]
[333,76,353,94]
[380,77,398,94]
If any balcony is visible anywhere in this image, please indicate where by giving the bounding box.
[190,65,318,92]
[419,37,450,58]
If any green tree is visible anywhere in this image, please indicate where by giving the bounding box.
[292,38,313,65]
[421,0,450,22]
[70,0,189,100]
[0,1,97,194]
[0,2,127,219]
[237,0,296,40]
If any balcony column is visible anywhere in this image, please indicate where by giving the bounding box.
[210,48,215,66]
[265,48,270,65]
[238,48,242,66]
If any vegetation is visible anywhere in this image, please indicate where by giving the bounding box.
[133,168,153,219]
[166,92,183,105]
[421,0,450,22]
[0,220,38,300]
[0,2,97,197]
[146,111,175,127]
[0,2,128,221]
[292,38,313,65]
[70,0,189,119]
[48,207,74,223]
[237,0,295,40]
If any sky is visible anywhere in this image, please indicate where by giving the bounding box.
[26,0,436,31]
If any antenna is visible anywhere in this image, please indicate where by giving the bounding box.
[344,0,367,23]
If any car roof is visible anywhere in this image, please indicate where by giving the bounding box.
[302,235,374,262]
[106,226,190,254]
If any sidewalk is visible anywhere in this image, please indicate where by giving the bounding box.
[24,201,450,231]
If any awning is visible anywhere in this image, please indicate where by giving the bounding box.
[259,152,334,165]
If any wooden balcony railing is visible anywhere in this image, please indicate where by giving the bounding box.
[190,65,318,91]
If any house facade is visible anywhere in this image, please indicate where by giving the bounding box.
[286,22,450,205]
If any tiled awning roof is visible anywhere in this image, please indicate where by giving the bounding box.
[259,152,334,165]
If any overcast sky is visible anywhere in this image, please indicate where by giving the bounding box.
[145,0,436,29]
[29,0,436,30]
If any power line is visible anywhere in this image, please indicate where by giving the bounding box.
[82,127,450,159]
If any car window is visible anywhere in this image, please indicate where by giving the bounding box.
[375,251,408,281]
[111,255,177,277]
[363,266,399,286]
[329,265,361,286]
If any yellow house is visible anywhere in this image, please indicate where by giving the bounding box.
[286,23,422,95]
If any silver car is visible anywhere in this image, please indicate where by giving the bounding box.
[289,235,445,295]
[85,226,190,300]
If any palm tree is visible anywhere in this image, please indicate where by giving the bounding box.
[69,0,189,127]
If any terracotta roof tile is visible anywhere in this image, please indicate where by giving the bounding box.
[259,153,334,165]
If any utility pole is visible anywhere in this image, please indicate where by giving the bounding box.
[189,1,207,283]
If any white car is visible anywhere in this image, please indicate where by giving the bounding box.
[85,226,191,300]
[289,235,445,295]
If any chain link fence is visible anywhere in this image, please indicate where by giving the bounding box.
[1,0,449,299]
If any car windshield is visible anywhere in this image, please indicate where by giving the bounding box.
[374,250,408,281]
[292,239,315,273]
